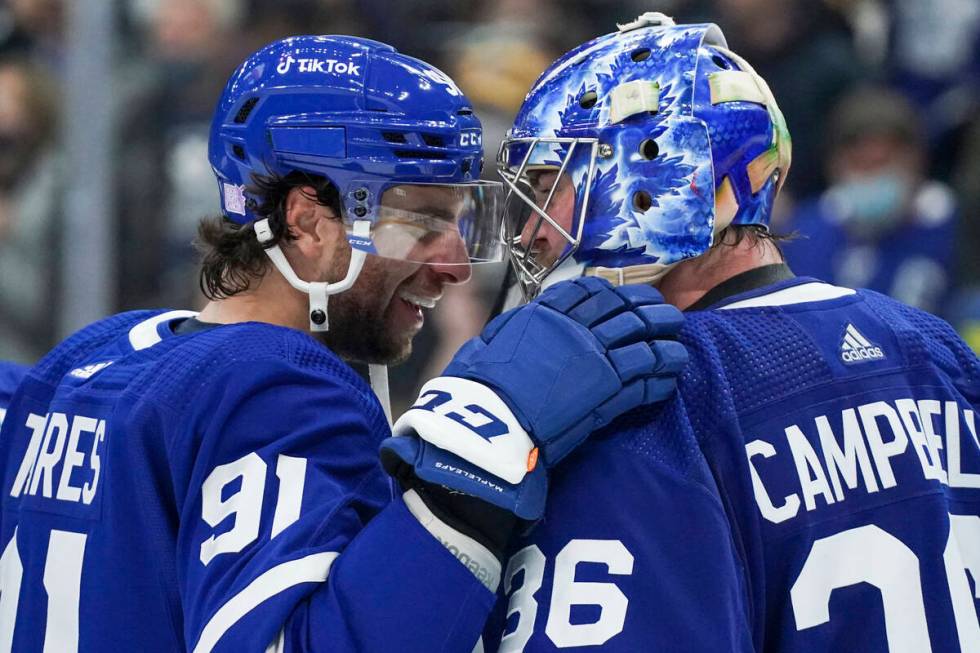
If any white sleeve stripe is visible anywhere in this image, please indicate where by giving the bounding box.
[192,551,338,653]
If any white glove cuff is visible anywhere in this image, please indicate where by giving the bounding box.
[392,376,534,484]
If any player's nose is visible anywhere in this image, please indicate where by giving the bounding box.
[520,214,556,257]
[426,232,472,285]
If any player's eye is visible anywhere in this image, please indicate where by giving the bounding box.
[528,173,558,204]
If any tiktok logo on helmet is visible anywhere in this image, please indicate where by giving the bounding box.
[276,56,295,74]
[276,55,361,76]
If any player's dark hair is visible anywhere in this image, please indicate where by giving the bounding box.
[195,171,342,300]
[713,224,794,258]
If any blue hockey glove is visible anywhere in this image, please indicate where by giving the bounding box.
[380,277,687,520]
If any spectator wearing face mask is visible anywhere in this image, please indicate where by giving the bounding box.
[0,56,61,363]
[780,85,958,316]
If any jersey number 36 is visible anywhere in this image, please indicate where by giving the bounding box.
[499,539,634,652]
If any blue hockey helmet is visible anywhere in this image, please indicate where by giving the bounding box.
[208,35,504,330]
[498,13,792,298]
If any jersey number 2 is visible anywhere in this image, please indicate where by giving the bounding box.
[792,515,980,651]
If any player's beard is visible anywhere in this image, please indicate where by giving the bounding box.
[317,255,421,365]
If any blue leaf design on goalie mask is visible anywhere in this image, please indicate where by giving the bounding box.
[504,19,790,274]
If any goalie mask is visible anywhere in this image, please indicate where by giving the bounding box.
[498,13,792,299]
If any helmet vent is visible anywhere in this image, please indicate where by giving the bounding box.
[232,144,246,160]
[631,48,651,62]
[633,190,653,212]
[421,134,445,147]
[639,139,659,160]
[579,91,598,109]
[233,97,259,124]
[382,131,408,143]
[711,53,732,69]
[394,150,443,160]
[457,108,473,116]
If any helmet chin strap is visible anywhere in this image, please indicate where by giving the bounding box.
[254,218,370,331]
[253,218,394,427]
[538,258,676,297]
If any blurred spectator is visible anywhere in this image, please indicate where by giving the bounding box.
[885,0,980,175]
[953,114,980,288]
[0,57,62,363]
[241,0,366,54]
[448,4,558,177]
[780,86,958,316]
[0,0,63,67]
[116,0,249,309]
[946,291,980,354]
[354,0,481,66]
[697,0,864,197]
[950,110,980,352]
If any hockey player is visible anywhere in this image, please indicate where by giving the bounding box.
[476,13,980,652]
[0,36,688,652]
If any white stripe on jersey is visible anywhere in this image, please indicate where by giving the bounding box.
[718,282,856,310]
[192,551,338,653]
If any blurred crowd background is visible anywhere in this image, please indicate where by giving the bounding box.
[2,0,980,411]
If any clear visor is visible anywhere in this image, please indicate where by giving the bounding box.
[497,137,600,298]
[360,180,506,266]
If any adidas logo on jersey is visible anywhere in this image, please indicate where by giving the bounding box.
[840,324,884,363]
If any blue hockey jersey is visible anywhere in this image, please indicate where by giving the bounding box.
[0,310,494,652]
[485,273,980,652]
[0,361,27,428]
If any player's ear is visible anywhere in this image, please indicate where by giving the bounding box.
[284,186,341,254]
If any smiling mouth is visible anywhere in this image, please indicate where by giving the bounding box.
[397,289,440,310]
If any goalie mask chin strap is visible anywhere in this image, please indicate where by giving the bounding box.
[253,218,392,426]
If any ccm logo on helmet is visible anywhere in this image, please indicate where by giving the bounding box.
[460,131,481,147]
[276,56,361,76]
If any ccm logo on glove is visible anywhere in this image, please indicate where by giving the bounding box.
[394,376,533,485]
